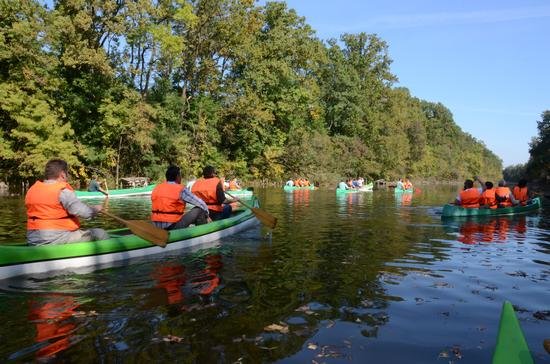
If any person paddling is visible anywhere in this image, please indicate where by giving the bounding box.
[495,180,519,207]
[474,176,497,209]
[151,166,210,230]
[454,179,481,208]
[88,174,108,196]
[25,159,109,245]
[512,179,531,206]
[192,166,238,221]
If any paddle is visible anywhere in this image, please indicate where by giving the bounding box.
[225,192,277,229]
[101,210,169,247]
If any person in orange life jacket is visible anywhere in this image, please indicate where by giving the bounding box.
[474,176,498,209]
[512,179,531,205]
[454,179,481,208]
[192,166,238,221]
[25,159,108,246]
[403,177,413,190]
[495,180,519,207]
[228,177,241,191]
[151,166,210,230]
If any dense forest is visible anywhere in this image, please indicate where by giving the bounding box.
[1,0,505,188]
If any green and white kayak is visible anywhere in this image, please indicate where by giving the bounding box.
[336,182,374,194]
[442,197,541,218]
[493,301,534,364]
[283,185,315,191]
[75,184,156,199]
[0,205,258,280]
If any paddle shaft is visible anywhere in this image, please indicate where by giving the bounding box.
[101,210,128,225]
[225,192,277,229]
[100,210,168,247]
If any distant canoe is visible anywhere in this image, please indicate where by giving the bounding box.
[283,185,315,191]
[394,188,413,194]
[441,197,541,218]
[492,301,534,364]
[75,184,156,199]
[336,182,374,194]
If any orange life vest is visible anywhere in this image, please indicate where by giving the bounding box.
[459,188,481,208]
[495,186,512,207]
[192,177,223,212]
[151,182,185,223]
[512,186,528,205]
[228,180,239,190]
[480,188,497,209]
[25,181,80,231]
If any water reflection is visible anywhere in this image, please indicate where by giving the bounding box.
[395,191,413,206]
[0,187,549,363]
[28,294,81,360]
[445,215,527,245]
[146,253,223,311]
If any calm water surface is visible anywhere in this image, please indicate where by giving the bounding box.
[0,186,549,363]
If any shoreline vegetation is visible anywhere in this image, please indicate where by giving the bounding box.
[0,1,548,193]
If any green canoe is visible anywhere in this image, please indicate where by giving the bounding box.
[336,182,374,194]
[0,202,258,280]
[283,185,315,191]
[394,188,413,194]
[442,197,541,218]
[493,301,534,364]
[75,184,156,199]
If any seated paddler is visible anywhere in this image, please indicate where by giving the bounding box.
[192,165,238,221]
[151,166,210,230]
[454,179,481,208]
[25,159,109,245]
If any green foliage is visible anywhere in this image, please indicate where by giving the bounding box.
[526,110,550,181]
[0,0,503,186]
[503,164,527,182]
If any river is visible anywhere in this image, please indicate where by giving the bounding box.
[0,186,548,363]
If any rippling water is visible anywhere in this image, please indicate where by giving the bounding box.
[0,186,549,363]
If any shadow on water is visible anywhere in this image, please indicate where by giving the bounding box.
[0,187,549,362]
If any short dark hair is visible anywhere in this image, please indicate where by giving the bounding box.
[517,179,527,188]
[165,166,181,181]
[202,165,216,178]
[45,159,68,180]
[485,181,493,189]
[464,179,474,189]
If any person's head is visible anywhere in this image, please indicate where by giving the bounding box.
[92,173,98,180]
[202,165,216,178]
[45,159,68,181]
[485,181,494,189]
[165,165,181,182]
[498,179,506,187]
[517,179,527,188]
[464,179,474,189]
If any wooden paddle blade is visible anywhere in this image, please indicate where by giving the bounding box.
[126,220,169,247]
[251,207,277,229]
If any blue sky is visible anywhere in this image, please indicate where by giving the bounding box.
[279,0,550,167]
